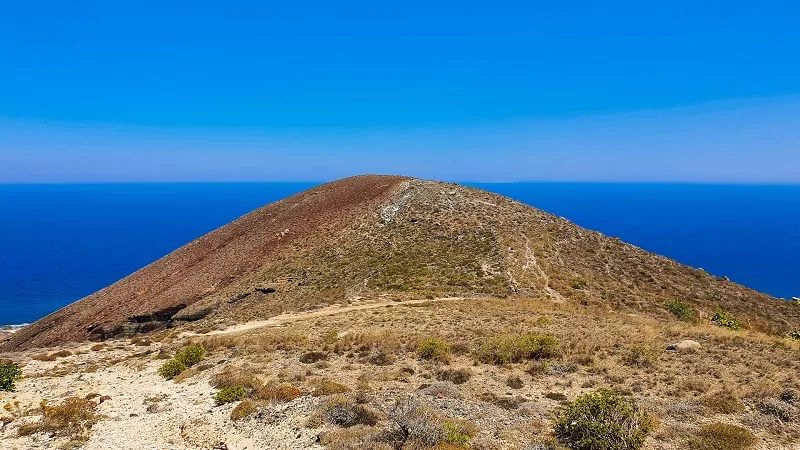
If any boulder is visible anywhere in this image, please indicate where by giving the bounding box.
[667,339,701,351]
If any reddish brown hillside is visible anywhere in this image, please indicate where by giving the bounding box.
[4,175,409,350]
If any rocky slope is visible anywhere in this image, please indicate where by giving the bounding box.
[5,175,798,350]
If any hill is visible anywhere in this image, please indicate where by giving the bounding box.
[4,175,798,351]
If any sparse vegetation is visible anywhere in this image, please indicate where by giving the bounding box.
[230,399,258,420]
[417,339,452,362]
[712,309,742,331]
[312,380,350,396]
[174,345,205,367]
[665,299,696,322]
[215,385,247,405]
[687,423,756,450]
[158,345,204,380]
[0,360,22,391]
[18,397,100,443]
[554,389,653,450]
[157,359,187,380]
[476,333,559,365]
[622,345,655,368]
[256,382,304,403]
[324,396,380,427]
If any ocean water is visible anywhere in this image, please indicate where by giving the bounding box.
[1,182,798,325]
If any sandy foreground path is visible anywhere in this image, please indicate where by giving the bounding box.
[1,297,462,450]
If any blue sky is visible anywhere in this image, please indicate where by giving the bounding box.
[1,1,799,182]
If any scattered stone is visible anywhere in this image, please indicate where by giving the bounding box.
[667,340,702,351]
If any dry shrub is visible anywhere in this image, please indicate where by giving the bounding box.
[377,398,445,448]
[325,396,380,428]
[435,368,472,385]
[210,366,264,395]
[476,333,558,365]
[32,354,57,362]
[366,349,397,366]
[312,380,350,397]
[688,423,756,450]
[622,345,656,368]
[300,351,328,364]
[701,391,743,414]
[172,367,199,383]
[230,399,258,421]
[90,344,105,352]
[421,382,462,399]
[318,425,391,450]
[506,375,524,389]
[18,397,99,439]
[256,383,304,403]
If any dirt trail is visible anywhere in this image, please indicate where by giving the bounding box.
[189,297,465,337]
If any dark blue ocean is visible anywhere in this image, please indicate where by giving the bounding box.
[1,183,799,325]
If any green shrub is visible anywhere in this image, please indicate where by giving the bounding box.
[476,333,559,365]
[417,339,452,362]
[0,361,22,391]
[712,309,742,331]
[444,420,475,447]
[554,388,653,450]
[665,300,696,322]
[158,359,187,380]
[174,345,205,367]
[215,385,247,405]
[688,423,756,450]
[789,329,800,341]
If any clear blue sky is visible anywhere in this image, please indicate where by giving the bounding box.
[1,1,799,182]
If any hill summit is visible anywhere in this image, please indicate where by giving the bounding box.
[5,175,798,350]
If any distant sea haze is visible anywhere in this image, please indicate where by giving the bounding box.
[1,182,798,326]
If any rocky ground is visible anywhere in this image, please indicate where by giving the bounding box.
[2,296,800,450]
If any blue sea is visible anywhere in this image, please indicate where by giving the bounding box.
[1,183,799,325]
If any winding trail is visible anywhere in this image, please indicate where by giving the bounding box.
[186,297,465,337]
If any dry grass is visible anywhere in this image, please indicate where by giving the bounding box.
[18,397,100,442]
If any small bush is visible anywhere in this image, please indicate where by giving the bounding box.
[215,386,247,405]
[435,368,472,385]
[665,300,696,322]
[444,420,472,446]
[324,396,380,428]
[312,381,350,397]
[174,345,205,367]
[230,399,258,420]
[418,339,452,362]
[622,346,655,368]
[712,309,742,331]
[210,366,263,395]
[476,333,559,365]
[554,388,653,450]
[701,391,743,414]
[688,423,756,450]
[0,361,22,391]
[789,329,800,341]
[158,359,187,380]
[256,383,303,403]
[18,397,99,439]
[300,351,329,363]
[382,398,445,447]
